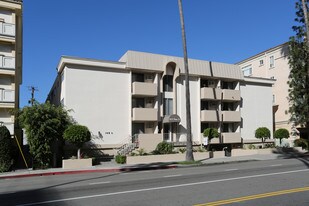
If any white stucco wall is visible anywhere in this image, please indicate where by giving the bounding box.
[64,66,131,145]
[240,80,273,140]
[177,76,200,142]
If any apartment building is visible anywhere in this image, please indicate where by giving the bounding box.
[0,0,22,136]
[237,43,297,145]
[48,51,274,153]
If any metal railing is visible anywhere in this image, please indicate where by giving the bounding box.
[117,134,139,156]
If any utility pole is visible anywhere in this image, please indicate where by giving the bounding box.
[28,86,38,106]
[178,0,194,161]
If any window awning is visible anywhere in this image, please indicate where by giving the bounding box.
[163,114,181,123]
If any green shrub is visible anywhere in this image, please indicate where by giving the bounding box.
[203,128,219,140]
[274,128,289,146]
[178,148,186,153]
[63,125,91,159]
[294,138,308,150]
[255,127,271,148]
[115,155,126,164]
[248,144,256,149]
[0,126,13,173]
[153,142,174,154]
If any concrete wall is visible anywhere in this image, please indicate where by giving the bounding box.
[240,80,273,140]
[138,134,163,153]
[64,65,131,145]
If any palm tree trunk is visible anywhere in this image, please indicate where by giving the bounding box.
[178,0,194,161]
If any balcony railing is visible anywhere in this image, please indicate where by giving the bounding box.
[200,87,222,100]
[222,89,241,101]
[201,110,221,122]
[132,108,158,121]
[222,111,241,122]
[0,22,15,37]
[132,82,157,96]
[0,89,15,102]
[0,56,15,70]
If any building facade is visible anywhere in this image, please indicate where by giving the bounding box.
[237,43,297,145]
[0,0,22,136]
[48,51,274,153]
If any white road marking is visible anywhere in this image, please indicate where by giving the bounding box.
[270,164,282,167]
[17,168,309,206]
[89,181,111,185]
[163,174,182,178]
[225,169,238,171]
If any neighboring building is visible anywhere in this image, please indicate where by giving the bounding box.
[237,43,297,145]
[48,51,274,154]
[0,0,22,137]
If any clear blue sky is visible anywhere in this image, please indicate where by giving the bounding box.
[22,0,295,107]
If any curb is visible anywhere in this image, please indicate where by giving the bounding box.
[0,165,178,179]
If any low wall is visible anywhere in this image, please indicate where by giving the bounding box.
[62,158,93,169]
[138,134,163,153]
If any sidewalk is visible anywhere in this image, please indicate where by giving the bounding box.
[0,153,286,179]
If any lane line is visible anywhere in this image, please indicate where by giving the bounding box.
[17,168,309,206]
[270,164,282,167]
[224,169,238,171]
[89,181,111,185]
[163,174,182,178]
[195,186,309,206]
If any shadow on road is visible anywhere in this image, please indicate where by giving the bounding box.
[273,147,309,168]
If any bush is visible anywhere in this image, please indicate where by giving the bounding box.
[255,127,271,148]
[153,142,174,154]
[63,125,91,159]
[294,138,308,150]
[0,126,13,173]
[274,128,289,146]
[203,128,219,140]
[115,155,126,164]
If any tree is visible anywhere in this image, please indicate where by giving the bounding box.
[63,125,91,159]
[274,128,290,146]
[0,126,13,172]
[178,0,194,161]
[203,128,219,151]
[18,102,73,168]
[255,127,271,148]
[288,0,309,140]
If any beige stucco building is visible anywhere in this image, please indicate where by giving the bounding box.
[48,51,274,154]
[237,43,297,145]
[0,0,22,136]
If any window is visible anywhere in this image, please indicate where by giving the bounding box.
[270,56,275,68]
[259,59,264,66]
[163,75,173,92]
[222,102,234,111]
[201,101,209,110]
[222,81,235,89]
[164,98,173,115]
[242,65,252,76]
[145,74,154,83]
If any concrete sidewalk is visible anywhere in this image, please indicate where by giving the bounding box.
[0,153,288,179]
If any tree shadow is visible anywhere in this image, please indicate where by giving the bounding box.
[273,147,309,168]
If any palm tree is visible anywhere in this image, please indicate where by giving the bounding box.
[178,0,194,161]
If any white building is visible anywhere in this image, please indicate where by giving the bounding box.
[48,51,274,154]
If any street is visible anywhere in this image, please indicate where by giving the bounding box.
[0,158,308,206]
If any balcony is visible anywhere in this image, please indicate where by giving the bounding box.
[132,108,158,121]
[0,56,15,70]
[0,89,14,102]
[0,22,15,37]
[201,110,220,122]
[132,82,157,96]
[200,87,222,100]
[222,111,241,122]
[222,89,240,101]
[222,132,241,143]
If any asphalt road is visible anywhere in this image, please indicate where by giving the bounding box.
[0,158,308,206]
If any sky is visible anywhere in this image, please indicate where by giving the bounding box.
[21,0,296,107]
